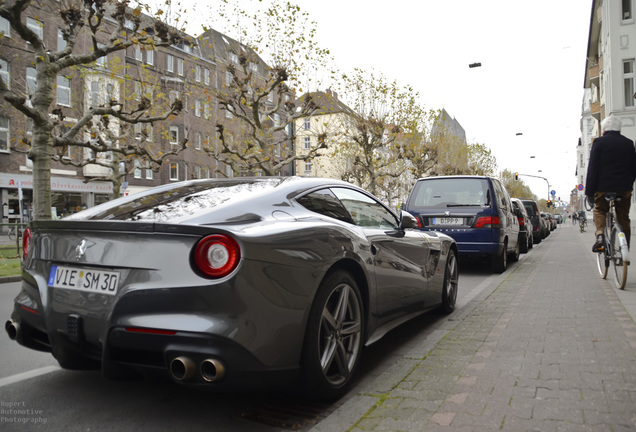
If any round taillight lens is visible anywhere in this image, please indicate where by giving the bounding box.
[194,234,240,278]
[22,228,32,260]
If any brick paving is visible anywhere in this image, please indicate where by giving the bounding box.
[314,224,636,431]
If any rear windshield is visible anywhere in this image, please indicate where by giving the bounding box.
[409,178,491,209]
[522,201,538,217]
[66,178,282,221]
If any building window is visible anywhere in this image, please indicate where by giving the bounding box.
[124,18,135,30]
[0,17,10,37]
[169,126,179,146]
[194,132,202,149]
[26,17,43,39]
[304,162,312,175]
[135,45,142,61]
[56,75,71,106]
[133,81,142,101]
[146,166,153,179]
[0,117,9,151]
[166,54,174,72]
[90,81,100,107]
[169,162,179,180]
[0,59,9,89]
[204,102,210,119]
[146,49,154,65]
[26,67,37,95]
[169,90,179,106]
[204,68,210,85]
[57,28,66,51]
[304,136,311,150]
[134,160,142,178]
[624,59,635,108]
[195,99,202,117]
[195,65,201,82]
[194,165,201,179]
[225,70,233,86]
[623,0,633,20]
[230,52,239,64]
[177,59,184,76]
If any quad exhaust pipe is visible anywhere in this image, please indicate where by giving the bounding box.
[5,320,18,341]
[200,358,225,382]
[169,356,197,381]
[168,356,226,383]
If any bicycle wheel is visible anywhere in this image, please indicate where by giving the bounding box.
[7,228,14,242]
[597,247,609,279]
[610,226,628,290]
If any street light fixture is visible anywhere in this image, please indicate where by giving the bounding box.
[468,62,482,68]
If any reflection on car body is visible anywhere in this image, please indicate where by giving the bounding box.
[6,177,459,400]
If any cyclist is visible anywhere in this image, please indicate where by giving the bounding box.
[585,115,636,252]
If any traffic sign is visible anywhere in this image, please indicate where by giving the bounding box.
[578,184,584,191]
[551,190,556,196]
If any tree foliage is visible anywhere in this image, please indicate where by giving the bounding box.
[334,69,428,196]
[467,142,498,176]
[500,168,536,200]
[208,0,334,176]
[0,0,188,220]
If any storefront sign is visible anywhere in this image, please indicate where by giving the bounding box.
[0,174,113,193]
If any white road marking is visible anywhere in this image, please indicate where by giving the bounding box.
[0,365,60,388]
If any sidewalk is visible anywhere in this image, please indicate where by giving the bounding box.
[314,224,636,431]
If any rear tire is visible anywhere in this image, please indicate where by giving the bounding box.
[520,235,529,254]
[440,249,458,314]
[491,241,507,273]
[611,226,628,290]
[300,270,364,400]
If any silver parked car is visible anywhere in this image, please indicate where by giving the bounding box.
[6,177,459,400]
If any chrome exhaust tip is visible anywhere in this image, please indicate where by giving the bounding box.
[5,320,18,341]
[169,356,196,381]
[200,358,226,382]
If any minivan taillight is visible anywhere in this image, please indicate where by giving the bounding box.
[194,234,241,278]
[22,228,32,260]
[517,217,525,227]
[474,216,500,228]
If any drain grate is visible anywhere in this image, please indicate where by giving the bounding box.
[238,399,331,430]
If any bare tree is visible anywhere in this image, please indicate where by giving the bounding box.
[0,0,188,220]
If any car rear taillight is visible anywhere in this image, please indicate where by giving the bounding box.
[517,217,525,227]
[193,234,241,278]
[22,228,32,260]
[474,216,500,228]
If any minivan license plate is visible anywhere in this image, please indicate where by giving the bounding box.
[434,217,462,225]
[48,265,119,295]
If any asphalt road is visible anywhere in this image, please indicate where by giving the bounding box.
[0,239,531,431]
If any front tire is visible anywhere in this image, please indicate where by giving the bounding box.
[301,270,364,400]
[440,249,459,314]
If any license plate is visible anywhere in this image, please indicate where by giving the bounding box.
[48,265,119,295]
[433,217,463,225]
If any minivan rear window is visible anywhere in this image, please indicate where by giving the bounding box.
[409,178,491,209]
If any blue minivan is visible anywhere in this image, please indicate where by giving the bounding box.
[404,175,520,273]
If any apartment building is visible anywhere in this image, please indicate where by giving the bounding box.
[293,89,355,178]
[577,0,636,215]
[0,0,282,221]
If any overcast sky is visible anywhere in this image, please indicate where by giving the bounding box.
[167,0,593,203]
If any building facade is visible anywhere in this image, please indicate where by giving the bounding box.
[0,0,285,222]
[578,0,636,218]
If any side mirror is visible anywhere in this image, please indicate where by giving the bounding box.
[400,210,419,229]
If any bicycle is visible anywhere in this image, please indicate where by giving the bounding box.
[579,218,587,233]
[594,193,629,290]
[7,225,24,242]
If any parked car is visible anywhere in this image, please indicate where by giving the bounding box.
[404,175,519,273]
[521,199,546,243]
[542,212,557,231]
[511,198,533,253]
[6,177,459,400]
